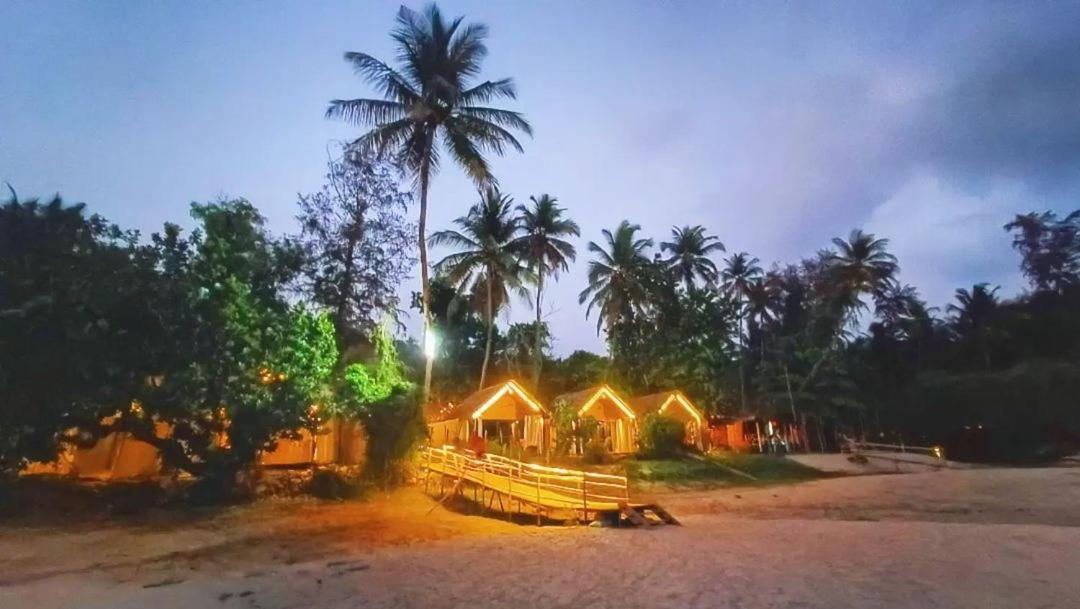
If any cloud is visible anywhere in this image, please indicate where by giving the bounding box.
[865,172,1028,309]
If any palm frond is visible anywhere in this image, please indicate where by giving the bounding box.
[342,52,420,103]
[325,98,408,125]
[441,122,492,185]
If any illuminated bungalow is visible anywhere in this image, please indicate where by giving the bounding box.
[628,390,706,450]
[553,385,637,454]
[425,380,550,452]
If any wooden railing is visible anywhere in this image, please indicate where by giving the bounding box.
[844,440,945,461]
[422,445,630,510]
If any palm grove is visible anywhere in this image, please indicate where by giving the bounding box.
[2,5,1080,493]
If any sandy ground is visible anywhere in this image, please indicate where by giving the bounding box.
[2,467,1080,609]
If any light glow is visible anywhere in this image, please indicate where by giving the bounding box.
[423,327,438,360]
[657,391,703,425]
[577,385,636,420]
[470,380,546,419]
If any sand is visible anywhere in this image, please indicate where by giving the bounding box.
[2,466,1079,609]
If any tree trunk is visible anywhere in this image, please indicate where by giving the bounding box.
[531,271,544,390]
[480,272,494,390]
[737,312,747,414]
[418,139,434,406]
[783,364,799,450]
[334,235,358,347]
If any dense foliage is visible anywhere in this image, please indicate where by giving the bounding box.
[637,413,686,459]
[0,174,420,487]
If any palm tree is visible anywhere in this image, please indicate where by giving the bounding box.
[799,230,898,393]
[721,252,762,413]
[660,225,725,289]
[745,276,779,361]
[579,221,653,334]
[825,229,899,319]
[499,321,552,379]
[948,283,1000,370]
[431,187,528,389]
[510,195,579,389]
[326,4,532,402]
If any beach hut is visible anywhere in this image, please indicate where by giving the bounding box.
[553,385,638,454]
[425,380,549,453]
[629,390,706,450]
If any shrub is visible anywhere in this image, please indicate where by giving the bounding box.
[357,389,426,483]
[638,413,685,459]
[904,359,1080,463]
[551,401,599,457]
[581,438,607,465]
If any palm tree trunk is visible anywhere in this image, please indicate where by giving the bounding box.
[783,364,799,449]
[737,312,747,414]
[480,272,494,390]
[419,135,434,406]
[532,271,544,390]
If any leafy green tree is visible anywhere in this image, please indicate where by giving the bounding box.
[660,225,725,289]
[498,321,551,381]
[339,323,421,481]
[0,195,151,476]
[511,194,579,389]
[326,3,532,403]
[543,350,611,399]
[122,201,310,492]
[1004,210,1080,293]
[431,187,529,389]
[637,413,686,459]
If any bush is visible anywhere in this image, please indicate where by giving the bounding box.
[581,438,607,465]
[902,360,1080,463]
[307,469,367,500]
[638,413,685,459]
[359,389,426,483]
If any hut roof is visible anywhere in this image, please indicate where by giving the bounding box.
[426,380,547,423]
[553,385,636,420]
[628,390,704,424]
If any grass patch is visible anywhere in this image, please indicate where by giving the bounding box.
[620,453,830,488]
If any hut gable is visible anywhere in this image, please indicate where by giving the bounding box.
[429,380,547,423]
[628,390,703,425]
[554,385,636,421]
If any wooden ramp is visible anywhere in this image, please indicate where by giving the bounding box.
[421,446,677,526]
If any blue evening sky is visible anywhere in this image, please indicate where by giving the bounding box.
[3,1,1079,354]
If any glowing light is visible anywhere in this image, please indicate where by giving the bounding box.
[424,327,438,360]
[577,385,636,420]
[471,380,546,419]
[658,391,703,425]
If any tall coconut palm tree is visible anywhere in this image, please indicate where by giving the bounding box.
[799,230,898,394]
[825,229,899,319]
[947,283,1000,370]
[721,252,762,413]
[579,221,653,334]
[745,276,779,361]
[510,195,579,389]
[660,225,725,289]
[431,187,528,389]
[326,4,532,402]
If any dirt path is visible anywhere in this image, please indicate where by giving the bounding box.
[3,467,1079,609]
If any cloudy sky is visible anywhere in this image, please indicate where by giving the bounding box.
[3,1,1079,355]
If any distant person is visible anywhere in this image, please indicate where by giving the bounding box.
[468,433,487,458]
